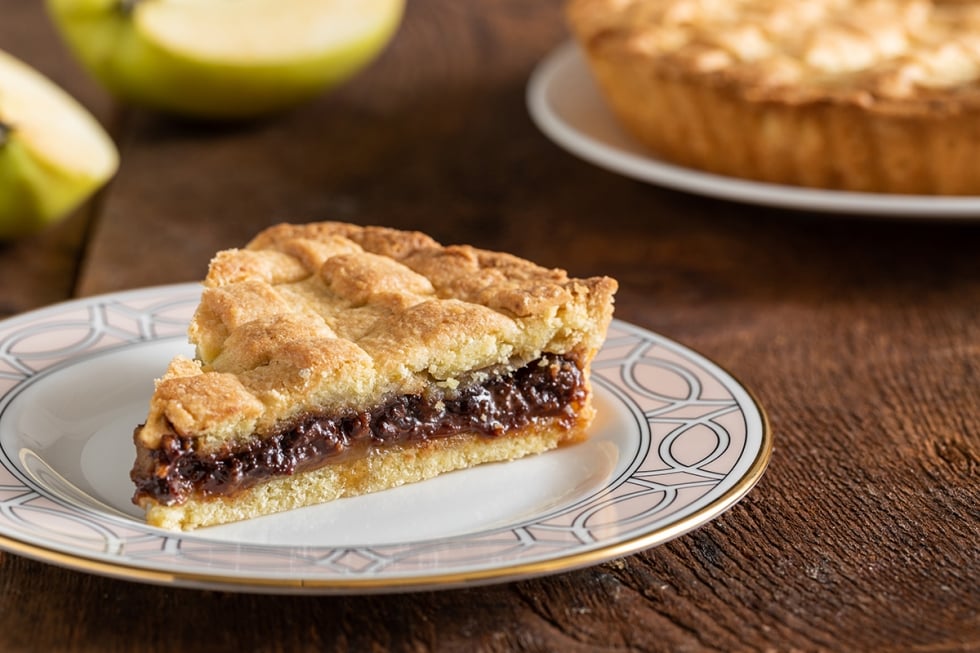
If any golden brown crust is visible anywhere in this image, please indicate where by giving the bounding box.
[139,221,616,450]
[133,222,617,529]
[567,0,980,194]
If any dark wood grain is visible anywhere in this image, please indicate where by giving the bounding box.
[2,0,978,651]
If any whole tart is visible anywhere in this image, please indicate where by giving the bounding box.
[566,0,980,195]
[131,222,617,530]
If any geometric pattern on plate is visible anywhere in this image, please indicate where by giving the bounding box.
[0,284,770,593]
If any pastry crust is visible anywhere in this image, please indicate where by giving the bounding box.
[567,0,980,194]
[132,222,617,530]
[142,421,588,532]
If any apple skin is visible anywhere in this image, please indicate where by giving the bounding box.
[45,0,405,120]
[0,50,118,240]
[0,131,108,239]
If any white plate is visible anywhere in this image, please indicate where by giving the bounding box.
[527,42,980,218]
[0,284,771,594]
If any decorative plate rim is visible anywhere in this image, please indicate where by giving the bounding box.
[0,284,772,594]
[527,41,980,219]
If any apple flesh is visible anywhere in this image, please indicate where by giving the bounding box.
[46,0,405,119]
[0,49,118,239]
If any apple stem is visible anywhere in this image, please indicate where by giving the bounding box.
[118,0,142,15]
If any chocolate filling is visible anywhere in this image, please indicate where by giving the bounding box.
[132,355,587,506]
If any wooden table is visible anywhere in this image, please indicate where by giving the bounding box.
[2,1,978,650]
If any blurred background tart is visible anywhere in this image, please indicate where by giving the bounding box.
[566,0,980,195]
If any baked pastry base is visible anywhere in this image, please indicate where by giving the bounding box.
[144,417,589,531]
[589,58,980,195]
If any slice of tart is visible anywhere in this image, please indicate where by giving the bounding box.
[131,222,618,530]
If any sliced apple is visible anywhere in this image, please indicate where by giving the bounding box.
[46,0,405,119]
[0,49,118,239]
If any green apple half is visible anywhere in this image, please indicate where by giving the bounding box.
[46,0,405,119]
[0,49,118,239]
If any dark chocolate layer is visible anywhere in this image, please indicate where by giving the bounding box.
[132,355,586,506]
